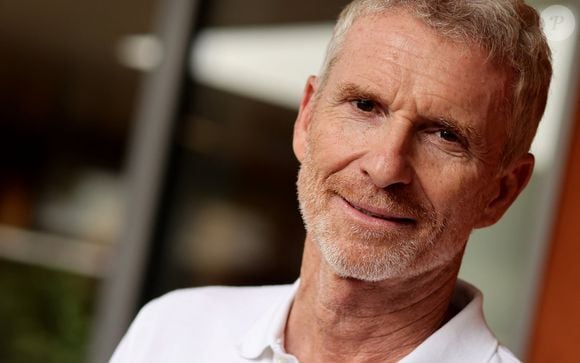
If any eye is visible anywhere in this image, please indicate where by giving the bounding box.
[354,99,376,112]
[439,129,461,143]
[421,123,469,156]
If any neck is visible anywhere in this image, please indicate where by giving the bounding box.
[285,236,462,363]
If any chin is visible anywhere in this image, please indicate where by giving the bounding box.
[313,232,427,281]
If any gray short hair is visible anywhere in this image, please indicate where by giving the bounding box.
[319,0,552,165]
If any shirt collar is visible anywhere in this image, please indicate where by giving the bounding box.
[237,280,300,359]
[237,279,499,362]
[399,279,500,362]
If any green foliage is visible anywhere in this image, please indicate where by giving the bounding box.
[0,260,96,363]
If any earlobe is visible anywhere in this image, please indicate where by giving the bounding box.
[476,153,535,228]
[292,76,318,163]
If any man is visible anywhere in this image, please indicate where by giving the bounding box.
[110,0,552,362]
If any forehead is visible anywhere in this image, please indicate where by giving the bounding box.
[327,10,510,131]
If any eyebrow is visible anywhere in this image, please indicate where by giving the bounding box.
[334,82,485,148]
[335,82,385,104]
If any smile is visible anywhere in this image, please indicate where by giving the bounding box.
[340,196,416,226]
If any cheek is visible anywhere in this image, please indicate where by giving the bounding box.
[414,157,490,220]
[307,116,367,172]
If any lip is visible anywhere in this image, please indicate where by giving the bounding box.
[336,195,416,228]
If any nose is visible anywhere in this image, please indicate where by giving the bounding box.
[359,119,414,188]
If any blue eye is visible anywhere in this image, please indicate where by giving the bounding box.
[354,99,375,112]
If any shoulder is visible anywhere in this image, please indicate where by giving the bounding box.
[131,284,293,336]
[144,284,293,318]
[110,284,294,362]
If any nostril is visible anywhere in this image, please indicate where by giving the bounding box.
[360,153,413,189]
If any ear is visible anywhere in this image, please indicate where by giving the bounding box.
[475,153,535,228]
[293,76,318,163]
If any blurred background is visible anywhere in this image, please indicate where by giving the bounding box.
[0,0,578,362]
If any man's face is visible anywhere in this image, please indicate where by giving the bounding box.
[294,11,531,281]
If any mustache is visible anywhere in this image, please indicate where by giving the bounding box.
[325,174,433,220]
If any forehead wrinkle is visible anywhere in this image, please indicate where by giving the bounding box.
[347,15,459,67]
[342,16,493,95]
[372,50,477,99]
[418,91,482,124]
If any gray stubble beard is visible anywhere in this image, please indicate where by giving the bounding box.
[296,161,446,282]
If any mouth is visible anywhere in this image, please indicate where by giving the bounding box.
[341,197,416,225]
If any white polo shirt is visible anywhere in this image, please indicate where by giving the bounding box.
[110,279,520,362]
